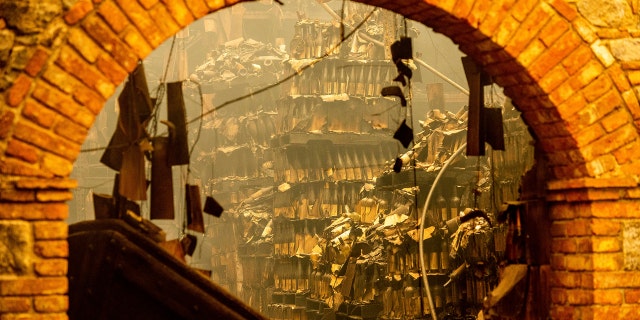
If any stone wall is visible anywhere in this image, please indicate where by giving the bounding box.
[1,0,640,319]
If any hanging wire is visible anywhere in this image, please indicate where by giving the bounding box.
[80,7,378,154]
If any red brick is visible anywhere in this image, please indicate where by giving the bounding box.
[12,120,80,161]
[22,98,56,128]
[549,80,577,107]
[0,157,49,178]
[53,116,89,144]
[34,295,68,312]
[0,297,31,312]
[41,152,74,177]
[71,81,104,116]
[34,221,68,240]
[161,0,195,27]
[601,107,630,133]
[621,305,640,319]
[67,28,103,63]
[593,289,622,304]
[593,253,622,271]
[205,0,226,10]
[148,3,181,38]
[56,45,114,98]
[582,74,612,103]
[478,0,516,37]
[25,47,50,77]
[97,0,129,33]
[539,63,569,93]
[572,123,605,146]
[505,4,552,57]
[548,0,578,21]
[594,271,640,289]
[581,120,633,161]
[122,26,153,59]
[562,45,594,76]
[451,0,473,18]
[36,190,74,202]
[34,259,68,277]
[566,254,593,271]
[552,271,582,288]
[7,74,33,107]
[34,240,68,258]
[114,0,164,47]
[624,289,640,303]
[0,189,36,202]
[593,306,622,319]
[0,277,68,295]
[14,178,76,191]
[623,89,640,120]
[42,63,78,94]
[530,30,582,80]
[64,0,94,25]
[184,0,210,18]
[608,64,632,92]
[550,306,578,320]
[551,287,567,304]
[6,139,39,164]
[540,15,570,47]
[137,0,159,9]
[82,14,138,72]
[592,237,621,253]
[585,154,619,176]
[553,237,577,253]
[96,53,128,84]
[576,237,592,253]
[32,81,95,128]
[567,289,594,305]
[551,254,566,270]
[613,139,640,165]
[0,109,16,139]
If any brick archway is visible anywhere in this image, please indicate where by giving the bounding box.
[1,0,640,318]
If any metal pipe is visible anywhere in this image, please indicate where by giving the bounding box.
[419,142,467,320]
[415,58,470,96]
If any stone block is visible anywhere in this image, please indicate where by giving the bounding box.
[0,221,33,276]
[624,222,640,270]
